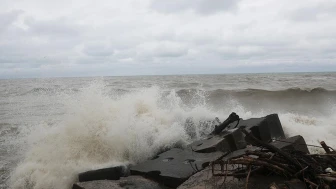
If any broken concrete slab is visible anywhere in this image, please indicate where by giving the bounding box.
[130,148,224,188]
[73,176,169,189]
[270,135,310,154]
[227,114,285,143]
[78,166,127,182]
[213,135,308,162]
[187,128,246,153]
[211,112,240,135]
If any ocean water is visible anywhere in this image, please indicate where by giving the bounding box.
[1,73,336,189]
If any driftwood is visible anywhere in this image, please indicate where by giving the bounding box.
[211,129,336,189]
[240,128,302,170]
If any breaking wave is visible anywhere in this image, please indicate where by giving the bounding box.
[176,87,336,116]
[8,81,336,189]
[176,87,336,101]
[20,87,79,96]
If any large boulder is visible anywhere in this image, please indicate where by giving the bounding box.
[270,135,310,154]
[78,166,128,182]
[187,128,246,153]
[227,114,285,143]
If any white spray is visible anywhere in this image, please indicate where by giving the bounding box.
[9,81,336,189]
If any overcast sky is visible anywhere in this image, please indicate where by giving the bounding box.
[0,0,336,78]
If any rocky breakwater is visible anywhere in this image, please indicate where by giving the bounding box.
[72,113,336,189]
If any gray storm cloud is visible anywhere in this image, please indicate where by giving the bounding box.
[150,0,240,14]
[0,0,335,78]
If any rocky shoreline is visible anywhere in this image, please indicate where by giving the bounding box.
[72,113,336,189]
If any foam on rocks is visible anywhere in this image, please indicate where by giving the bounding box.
[73,113,322,189]
[130,148,224,188]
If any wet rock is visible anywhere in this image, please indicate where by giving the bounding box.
[212,112,240,135]
[78,166,128,182]
[270,135,310,154]
[227,114,285,143]
[188,128,246,153]
[130,148,224,188]
[73,176,168,189]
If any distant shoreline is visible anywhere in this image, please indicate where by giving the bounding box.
[1,71,336,80]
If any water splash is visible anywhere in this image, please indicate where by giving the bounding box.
[8,81,336,189]
[9,82,218,189]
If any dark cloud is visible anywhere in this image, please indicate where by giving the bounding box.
[150,0,240,14]
[196,0,240,14]
[288,2,336,22]
[0,10,23,32]
[0,14,83,72]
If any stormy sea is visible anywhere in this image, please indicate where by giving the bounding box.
[1,72,336,189]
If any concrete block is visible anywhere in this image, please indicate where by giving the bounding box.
[270,135,310,154]
[187,128,246,153]
[130,148,224,188]
[227,114,285,143]
[78,166,127,182]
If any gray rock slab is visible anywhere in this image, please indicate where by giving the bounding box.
[219,135,309,160]
[73,176,169,189]
[130,148,224,188]
[227,114,285,143]
[187,128,246,153]
[78,166,128,182]
[270,135,310,154]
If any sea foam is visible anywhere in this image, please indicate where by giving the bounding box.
[9,81,336,189]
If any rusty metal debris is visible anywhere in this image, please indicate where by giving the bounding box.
[211,128,336,189]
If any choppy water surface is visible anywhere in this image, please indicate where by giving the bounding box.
[1,72,336,189]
